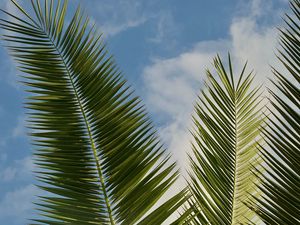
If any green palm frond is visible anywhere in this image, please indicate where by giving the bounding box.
[183,55,264,224]
[251,0,300,224]
[0,0,186,224]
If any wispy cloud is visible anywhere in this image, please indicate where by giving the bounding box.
[0,156,33,182]
[0,155,35,224]
[148,11,178,44]
[100,17,147,37]
[82,0,151,37]
[0,114,27,147]
[12,115,26,138]
[0,184,40,225]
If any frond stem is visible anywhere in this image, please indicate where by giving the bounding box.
[230,90,239,225]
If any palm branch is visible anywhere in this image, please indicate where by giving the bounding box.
[182,55,264,224]
[251,0,300,224]
[0,0,186,224]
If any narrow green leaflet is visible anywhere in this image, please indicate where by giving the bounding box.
[0,0,185,224]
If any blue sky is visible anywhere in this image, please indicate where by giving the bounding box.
[0,0,289,224]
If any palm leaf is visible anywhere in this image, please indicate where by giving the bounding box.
[0,0,186,224]
[182,55,264,224]
[251,0,300,224]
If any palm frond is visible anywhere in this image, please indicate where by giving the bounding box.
[0,0,185,224]
[183,55,264,224]
[251,1,300,224]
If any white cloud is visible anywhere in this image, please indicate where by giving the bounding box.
[142,0,284,174]
[144,40,230,118]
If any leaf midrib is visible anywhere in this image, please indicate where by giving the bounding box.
[39,25,115,225]
[230,89,239,225]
